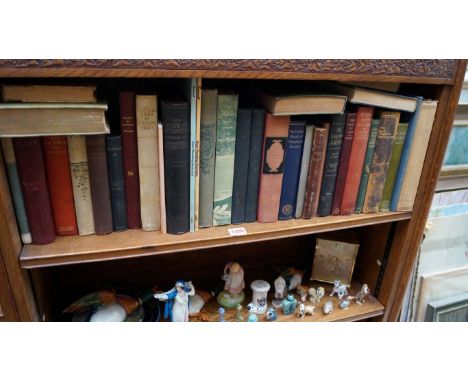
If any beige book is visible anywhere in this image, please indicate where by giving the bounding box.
[194,78,202,230]
[136,95,160,231]
[396,100,438,211]
[67,136,95,235]
[158,122,167,234]
[1,85,97,103]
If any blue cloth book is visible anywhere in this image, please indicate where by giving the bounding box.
[278,120,306,220]
[390,97,423,211]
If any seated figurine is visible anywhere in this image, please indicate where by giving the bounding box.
[329,280,348,299]
[217,262,245,308]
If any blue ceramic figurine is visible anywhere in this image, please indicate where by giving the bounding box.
[282,294,297,315]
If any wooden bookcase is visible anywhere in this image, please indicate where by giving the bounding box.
[0,59,465,322]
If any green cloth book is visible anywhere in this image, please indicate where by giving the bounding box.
[379,122,409,211]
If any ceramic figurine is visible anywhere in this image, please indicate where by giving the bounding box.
[250,280,270,314]
[234,304,244,322]
[217,262,246,308]
[323,300,334,315]
[339,298,351,310]
[247,303,258,322]
[329,280,348,299]
[354,284,370,305]
[266,307,278,321]
[282,294,298,315]
[317,286,325,301]
[272,276,287,308]
[272,268,303,307]
[218,307,225,322]
[188,290,213,316]
[297,303,315,318]
[296,284,308,302]
[154,280,196,322]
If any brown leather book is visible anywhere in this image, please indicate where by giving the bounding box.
[119,92,141,229]
[257,113,290,223]
[13,137,55,244]
[331,112,356,215]
[340,107,374,215]
[302,124,329,218]
[42,136,78,236]
[86,135,113,234]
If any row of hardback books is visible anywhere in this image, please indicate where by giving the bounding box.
[0,83,438,244]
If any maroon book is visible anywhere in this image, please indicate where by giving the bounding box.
[13,137,55,244]
[119,92,141,229]
[331,112,356,215]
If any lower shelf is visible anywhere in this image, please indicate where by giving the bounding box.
[20,211,411,269]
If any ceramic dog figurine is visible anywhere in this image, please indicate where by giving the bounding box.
[297,303,315,318]
[266,307,278,321]
[323,301,334,315]
[329,280,348,299]
[354,284,370,305]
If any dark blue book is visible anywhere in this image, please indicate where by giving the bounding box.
[231,108,253,224]
[106,135,127,231]
[278,120,306,220]
[244,108,265,223]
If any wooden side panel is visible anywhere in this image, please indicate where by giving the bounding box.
[0,253,18,321]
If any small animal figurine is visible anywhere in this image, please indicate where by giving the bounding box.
[266,307,278,321]
[339,298,351,310]
[329,280,349,299]
[323,301,334,315]
[218,307,225,322]
[308,288,319,304]
[282,294,298,315]
[296,284,308,303]
[247,303,258,322]
[354,284,370,305]
[234,303,244,322]
[316,286,325,301]
[297,303,315,318]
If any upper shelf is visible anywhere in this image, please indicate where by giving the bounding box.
[0,59,459,84]
[20,211,411,269]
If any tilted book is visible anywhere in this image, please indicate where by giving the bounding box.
[1,84,96,103]
[295,124,314,219]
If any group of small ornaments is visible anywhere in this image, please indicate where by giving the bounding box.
[153,262,371,322]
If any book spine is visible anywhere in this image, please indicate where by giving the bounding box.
[194,78,202,231]
[213,94,238,226]
[257,114,290,223]
[331,113,356,215]
[119,92,141,229]
[390,97,422,211]
[379,122,409,211]
[278,120,306,220]
[295,125,314,219]
[67,136,95,235]
[340,107,374,215]
[231,108,253,224]
[13,137,55,244]
[198,89,218,228]
[161,100,190,234]
[363,111,401,213]
[354,119,379,213]
[42,136,78,236]
[158,122,167,234]
[136,95,161,231]
[86,135,113,235]
[244,108,265,223]
[302,125,329,218]
[106,135,127,231]
[317,113,347,217]
[1,138,31,244]
[189,79,197,232]
[395,101,438,211]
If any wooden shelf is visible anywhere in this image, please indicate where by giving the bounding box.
[20,211,411,269]
[193,281,384,322]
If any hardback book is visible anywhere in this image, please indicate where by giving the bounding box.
[1,138,31,244]
[42,136,78,236]
[342,81,400,93]
[86,135,113,235]
[278,119,306,220]
[195,78,202,230]
[13,137,55,244]
[119,92,141,229]
[354,119,379,213]
[340,107,374,215]
[161,98,190,234]
[0,103,108,137]
[295,124,314,218]
[1,84,97,103]
[213,93,238,226]
[302,124,329,218]
[199,89,218,228]
[393,100,438,211]
[136,95,160,231]
[106,135,127,232]
[257,114,290,223]
[231,107,253,224]
[331,112,357,215]
[244,108,266,223]
[379,122,409,211]
[317,114,347,217]
[158,122,167,234]
[67,135,95,235]
[362,111,401,213]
